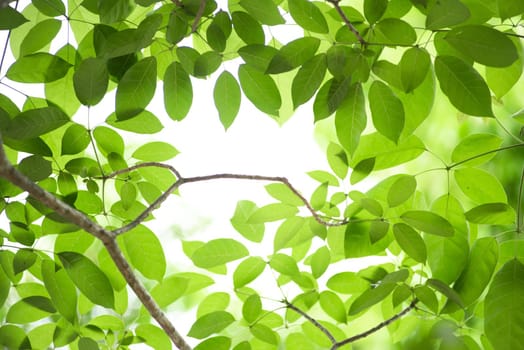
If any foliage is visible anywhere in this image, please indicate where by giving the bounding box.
[0,0,523,349]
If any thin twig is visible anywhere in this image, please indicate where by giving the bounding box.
[191,0,207,33]
[285,300,337,344]
[0,0,18,74]
[326,0,366,45]
[0,135,192,350]
[447,143,524,169]
[98,162,182,180]
[332,299,418,349]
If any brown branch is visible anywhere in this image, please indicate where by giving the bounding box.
[172,0,183,7]
[191,0,206,33]
[0,136,192,350]
[326,0,366,45]
[332,299,419,349]
[111,168,350,236]
[285,300,337,344]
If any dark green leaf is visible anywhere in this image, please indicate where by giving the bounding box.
[239,0,285,25]
[401,210,454,236]
[238,64,281,116]
[33,0,66,16]
[335,83,366,156]
[116,57,157,120]
[0,7,28,30]
[349,282,395,315]
[414,285,438,313]
[214,71,241,129]
[231,11,265,45]
[13,249,37,274]
[426,0,470,29]
[166,10,188,45]
[364,0,388,24]
[98,0,134,24]
[426,278,464,309]
[496,0,524,20]
[434,55,493,117]
[191,239,249,268]
[288,0,328,33]
[5,107,69,140]
[188,311,235,339]
[267,37,321,74]
[369,80,404,143]
[7,53,71,83]
[59,252,114,308]
[372,18,416,46]
[399,47,431,92]
[444,25,518,67]
[313,77,351,122]
[238,44,278,72]
[73,57,109,106]
[292,54,327,109]
[194,51,222,77]
[465,203,515,224]
[18,155,52,182]
[485,259,524,350]
[393,223,427,263]
[164,62,192,121]
[41,259,77,324]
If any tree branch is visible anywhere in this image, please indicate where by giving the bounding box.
[332,299,419,349]
[0,136,192,350]
[285,300,337,344]
[326,0,366,46]
[109,165,350,236]
[191,0,206,33]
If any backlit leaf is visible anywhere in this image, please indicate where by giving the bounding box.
[393,223,427,263]
[41,259,77,324]
[319,291,346,323]
[238,64,281,116]
[387,175,416,207]
[465,203,515,224]
[230,200,265,242]
[58,252,114,308]
[399,47,431,93]
[164,62,192,121]
[364,0,388,24]
[369,80,404,143]
[266,37,321,74]
[349,282,395,315]
[33,0,66,16]
[188,311,235,339]
[106,110,163,134]
[372,18,416,46]
[20,19,61,56]
[335,83,366,156]
[7,53,71,83]
[288,0,328,33]
[73,58,109,106]
[451,133,503,166]
[401,210,454,236]
[435,55,493,117]
[292,54,327,109]
[233,257,266,288]
[248,203,298,223]
[426,0,470,29]
[61,124,90,155]
[214,71,241,130]
[191,239,249,268]
[239,0,285,25]
[454,167,507,203]
[5,107,69,140]
[0,7,28,30]
[132,142,179,161]
[231,11,264,45]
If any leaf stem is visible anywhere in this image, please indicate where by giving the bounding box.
[447,143,524,169]
[326,0,366,45]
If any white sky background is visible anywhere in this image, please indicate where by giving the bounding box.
[0,0,389,345]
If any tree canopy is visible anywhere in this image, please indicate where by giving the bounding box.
[0,0,524,349]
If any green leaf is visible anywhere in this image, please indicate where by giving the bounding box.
[393,223,427,263]
[233,257,266,288]
[451,133,503,166]
[426,0,470,29]
[194,51,222,77]
[195,336,231,350]
[496,0,524,20]
[247,203,298,223]
[121,225,166,282]
[292,54,327,109]
[41,259,77,324]
[93,126,124,156]
[151,275,189,308]
[136,324,172,350]
[98,0,134,24]
[13,249,37,274]
[454,167,507,203]
[319,291,347,323]
[335,83,366,156]
[239,0,285,25]
[5,107,69,140]
[0,325,30,349]
[399,47,431,93]
[191,239,249,269]
[166,10,188,45]
[444,237,498,312]
[251,324,279,345]
[426,278,464,309]
[61,124,90,155]
[214,71,241,130]
[116,57,157,120]
[484,259,524,350]
[20,19,61,56]
[401,210,454,236]
[372,18,416,46]
[231,11,265,45]
[486,33,523,98]
[311,246,330,278]
[188,311,235,339]
[350,157,375,185]
[265,183,304,206]
[230,200,265,242]
[313,77,351,122]
[387,175,416,207]
[6,53,71,83]
[369,220,389,243]
[326,142,349,179]
[132,142,179,161]
[266,37,320,74]
[465,203,515,224]
[444,25,518,67]
[349,282,395,315]
[18,155,52,182]
[6,296,56,323]
[369,80,404,143]
[58,252,114,309]
[164,62,192,121]
[269,253,299,276]
[106,110,163,134]
[414,285,438,314]
[0,7,28,30]
[364,0,388,24]
[434,55,493,117]
[242,293,262,323]
[238,44,278,72]
[73,58,109,106]
[238,64,281,116]
[33,0,66,16]
[311,182,328,210]
[288,0,328,33]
